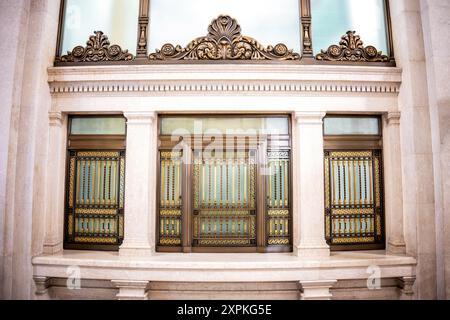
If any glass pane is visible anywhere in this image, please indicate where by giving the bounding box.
[60,0,139,55]
[70,117,126,135]
[311,0,388,55]
[324,117,380,135]
[149,0,301,52]
[160,117,289,135]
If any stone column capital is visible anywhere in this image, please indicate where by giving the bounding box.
[124,111,156,124]
[385,111,401,125]
[48,111,63,126]
[294,111,326,125]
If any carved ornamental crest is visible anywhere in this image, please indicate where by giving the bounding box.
[57,31,134,63]
[149,15,300,61]
[315,31,389,62]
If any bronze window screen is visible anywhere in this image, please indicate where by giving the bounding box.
[64,116,126,250]
[323,116,385,250]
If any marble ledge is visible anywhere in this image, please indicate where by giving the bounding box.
[32,250,416,270]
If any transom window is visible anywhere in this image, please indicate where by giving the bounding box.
[55,0,394,64]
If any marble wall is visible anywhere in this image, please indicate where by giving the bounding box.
[0,0,60,299]
[419,0,450,300]
[0,0,448,300]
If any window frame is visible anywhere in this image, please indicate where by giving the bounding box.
[54,0,395,66]
[156,114,293,253]
[323,114,385,251]
[64,115,127,251]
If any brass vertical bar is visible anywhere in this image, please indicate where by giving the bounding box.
[136,0,150,59]
[55,0,66,60]
[172,159,176,207]
[330,158,335,206]
[353,159,357,206]
[384,0,395,63]
[214,161,217,208]
[369,158,373,205]
[284,159,289,207]
[300,0,313,57]
[348,158,352,205]
[160,158,165,207]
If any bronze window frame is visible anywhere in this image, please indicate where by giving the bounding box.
[156,114,293,253]
[64,115,127,251]
[54,0,395,66]
[323,115,385,251]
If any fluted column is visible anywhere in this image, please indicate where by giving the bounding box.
[119,112,157,256]
[43,111,66,254]
[293,112,330,258]
[383,112,407,254]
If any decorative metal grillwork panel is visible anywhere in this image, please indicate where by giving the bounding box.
[66,151,125,246]
[193,151,257,246]
[324,150,384,246]
[158,151,183,246]
[266,151,291,246]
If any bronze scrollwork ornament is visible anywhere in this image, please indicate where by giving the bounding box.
[315,31,389,62]
[56,31,134,62]
[149,15,301,61]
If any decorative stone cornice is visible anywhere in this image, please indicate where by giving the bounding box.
[47,64,401,96]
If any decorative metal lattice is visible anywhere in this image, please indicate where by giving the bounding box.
[266,151,291,246]
[324,150,384,246]
[158,151,183,246]
[192,151,257,246]
[66,151,125,246]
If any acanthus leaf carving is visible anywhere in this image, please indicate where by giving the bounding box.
[57,31,134,63]
[149,15,300,61]
[315,31,389,62]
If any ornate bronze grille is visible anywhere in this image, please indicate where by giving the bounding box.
[266,151,291,246]
[65,151,125,248]
[324,150,384,248]
[192,151,257,246]
[157,115,292,252]
[158,151,183,246]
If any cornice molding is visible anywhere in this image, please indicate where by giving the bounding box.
[47,65,401,97]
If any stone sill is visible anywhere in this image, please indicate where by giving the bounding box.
[33,250,416,282]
